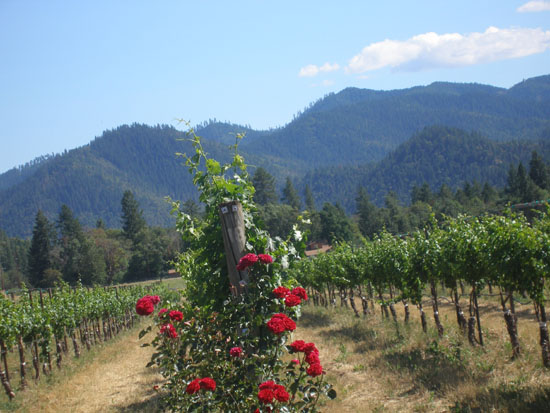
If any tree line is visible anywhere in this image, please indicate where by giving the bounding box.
[1,191,182,290]
[249,149,550,245]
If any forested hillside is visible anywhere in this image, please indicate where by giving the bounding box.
[242,75,550,165]
[302,126,550,212]
[1,75,550,237]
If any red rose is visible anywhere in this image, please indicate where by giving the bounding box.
[258,389,275,404]
[291,287,308,301]
[160,323,177,338]
[150,295,161,305]
[306,363,323,377]
[283,316,296,331]
[291,359,300,365]
[272,286,290,299]
[305,351,320,365]
[267,313,295,334]
[290,340,306,352]
[186,378,201,394]
[158,308,168,317]
[284,294,301,307]
[304,342,318,355]
[258,254,273,264]
[274,385,289,402]
[135,297,155,316]
[266,317,285,335]
[169,310,183,322]
[259,380,276,390]
[199,377,216,391]
[236,253,259,271]
[229,347,243,357]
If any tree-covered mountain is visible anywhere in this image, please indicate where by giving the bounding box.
[242,75,550,166]
[301,125,550,213]
[1,75,550,237]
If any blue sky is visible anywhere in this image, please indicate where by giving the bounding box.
[1,0,549,173]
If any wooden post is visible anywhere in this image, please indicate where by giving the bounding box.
[219,201,249,296]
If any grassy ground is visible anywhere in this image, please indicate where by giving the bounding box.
[3,284,549,412]
[0,319,162,413]
[299,296,550,412]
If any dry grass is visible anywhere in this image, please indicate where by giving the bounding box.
[296,294,550,412]
[2,287,550,412]
[0,320,163,413]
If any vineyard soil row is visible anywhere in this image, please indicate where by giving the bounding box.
[0,320,162,412]
[303,295,550,412]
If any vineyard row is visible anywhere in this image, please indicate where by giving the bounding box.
[0,282,173,400]
[289,211,550,367]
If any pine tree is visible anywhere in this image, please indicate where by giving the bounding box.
[252,167,277,205]
[319,202,355,244]
[356,187,382,238]
[121,190,146,242]
[28,210,52,287]
[304,184,316,212]
[529,151,549,190]
[281,177,301,210]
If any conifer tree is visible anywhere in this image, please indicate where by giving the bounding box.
[121,190,146,242]
[529,151,549,190]
[281,177,301,210]
[252,167,277,205]
[304,184,316,212]
[28,210,52,287]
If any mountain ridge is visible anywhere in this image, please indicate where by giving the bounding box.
[1,74,550,237]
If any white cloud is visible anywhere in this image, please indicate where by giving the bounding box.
[298,62,340,77]
[346,27,550,74]
[517,1,550,12]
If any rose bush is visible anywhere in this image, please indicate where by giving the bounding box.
[138,129,334,412]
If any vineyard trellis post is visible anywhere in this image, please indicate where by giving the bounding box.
[219,201,249,296]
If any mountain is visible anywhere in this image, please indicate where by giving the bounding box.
[1,75,550,237]
[241,75,550,166]
[301,125,550,213]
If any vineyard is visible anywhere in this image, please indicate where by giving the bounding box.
[0,282,175,402]
[2,130,550,412]
[290,211,550,366]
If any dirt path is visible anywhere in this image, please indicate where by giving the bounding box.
[26,329,163,413]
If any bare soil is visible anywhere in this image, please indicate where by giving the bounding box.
[11,328,163,413]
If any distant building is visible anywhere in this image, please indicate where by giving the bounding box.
[305,242,331,257]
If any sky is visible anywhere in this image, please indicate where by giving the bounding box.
[1,0,549,173]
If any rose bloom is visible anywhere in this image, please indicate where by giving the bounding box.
[186,379,201,394]
[160,323,177,338]
[199,377,216,391]
[266,317,285,335]
[307,363,324,377]
[236,253,258,271]
[258,389,275,404]
[282,316,296,331]
[229,346,243,357]
[169,310,184,322]
[158,308,168,317]
[150,295,161,305]
[267,313,295,334]
[258,254,273,264]
[135,297,155,316]
[305,351,320,365]
[259,380,276,390]
[284,294,301,307]
[304,342,318,355]
[272,286,290,299]
[274,385,289,402]
[291,287,308,301]
[290,340,306,352]
[291,359,300,365]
